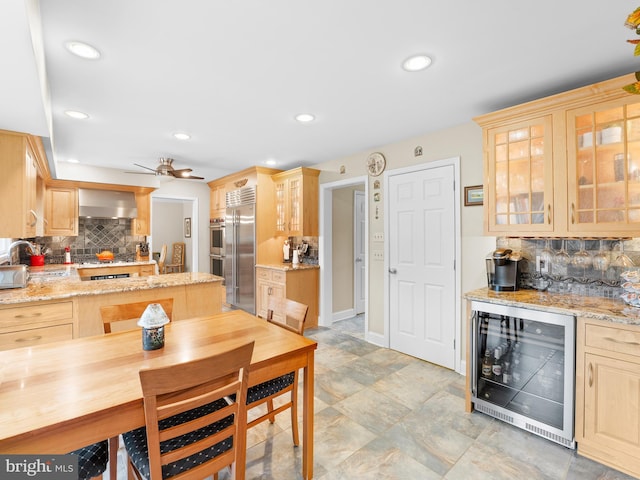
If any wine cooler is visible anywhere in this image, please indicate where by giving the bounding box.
[470,301,575,448]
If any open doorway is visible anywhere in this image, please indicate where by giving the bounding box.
[319,176,368,336]
[151,195,198,273]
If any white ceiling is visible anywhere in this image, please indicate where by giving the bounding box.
[2,1,639,182]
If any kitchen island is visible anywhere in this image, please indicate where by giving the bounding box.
[464,287,640,479]
[0,264,224,346]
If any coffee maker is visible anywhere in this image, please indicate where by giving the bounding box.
[486,248,522,291]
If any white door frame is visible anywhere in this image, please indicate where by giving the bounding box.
[319,176,368,330]
[383,157,463,374]
[354,190,365,314]
[150,194,199,272]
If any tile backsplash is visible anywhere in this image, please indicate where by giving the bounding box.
[19,218,146,264]
[497,237,640,298]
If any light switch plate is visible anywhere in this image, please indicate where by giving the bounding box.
[373,251,384,260]
[373,233,384,242]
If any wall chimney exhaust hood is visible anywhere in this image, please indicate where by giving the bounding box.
[78,189,138,218]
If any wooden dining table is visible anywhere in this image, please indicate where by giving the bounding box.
[0,309,318,479]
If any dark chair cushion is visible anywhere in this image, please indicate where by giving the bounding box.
[122,398,233,479]
[69,440,109,480]
[246,372,295,404]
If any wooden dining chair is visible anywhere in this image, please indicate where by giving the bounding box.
[122,341,255,480]
[164,242,185,273]
[246,296,308,446]
[69,440,109,480]
[100,298,174,334]
[157,244,167,274]
[98,298,174,478]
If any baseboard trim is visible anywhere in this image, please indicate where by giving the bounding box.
[332,308,356,323]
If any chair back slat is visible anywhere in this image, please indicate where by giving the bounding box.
[100,298,174,333]
[266,296,307,335]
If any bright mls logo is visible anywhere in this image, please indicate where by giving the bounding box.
[0,455,76,480]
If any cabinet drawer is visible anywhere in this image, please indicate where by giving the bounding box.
[585,323,640,358]
[256,268,271,281]
[271,270,286,283]
[0,301,74,330]
[0,323,73,351]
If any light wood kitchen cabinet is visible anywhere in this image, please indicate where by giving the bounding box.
[44,186,78,236]
[209,182,227,219]
[575,317,640,479]
[0,300,75,351]
[475,73,640,237]
[0,131,46,238]
[255,266,319,329]
[132,191,151,236]
[272,167,320,237]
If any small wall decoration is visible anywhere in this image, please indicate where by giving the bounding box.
[464,185,484,206]
[184,217,192,238]
[373,192,381,202]
[373,180,380,189]
[414,146,423,157]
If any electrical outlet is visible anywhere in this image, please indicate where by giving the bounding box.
[373,233,384,242]
[536,255,549,274]
[373,251,384,261]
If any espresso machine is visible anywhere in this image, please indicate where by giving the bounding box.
[486,248,522,291]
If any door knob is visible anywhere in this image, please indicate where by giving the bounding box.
[389,268,397,274]
[355,258,362,263]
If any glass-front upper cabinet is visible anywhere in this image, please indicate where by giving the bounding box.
[567,98,640,234]
[485,116,554,234]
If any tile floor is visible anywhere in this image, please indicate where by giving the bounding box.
[115,314,637,479]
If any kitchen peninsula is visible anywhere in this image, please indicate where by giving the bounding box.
[0,263,224,348]
[465,287,640,479]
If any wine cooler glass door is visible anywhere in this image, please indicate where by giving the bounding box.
[471,301,575,448]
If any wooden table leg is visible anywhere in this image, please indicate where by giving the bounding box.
[302,350,315,479]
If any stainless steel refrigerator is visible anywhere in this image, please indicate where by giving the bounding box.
[224,186,256,314]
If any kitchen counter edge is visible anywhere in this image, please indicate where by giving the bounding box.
[0,271,223,305]
[464,287,640,326]
[256,263,319,271]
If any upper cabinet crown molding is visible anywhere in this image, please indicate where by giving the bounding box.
[475,73,640,237]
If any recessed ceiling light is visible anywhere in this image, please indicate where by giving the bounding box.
[265,159,277,166]
[64,110,89,119]
[67,158,79,164]
[64,41,101,60]
[402,55,432,72]
[173,132,191,140]
[295,113,315,123]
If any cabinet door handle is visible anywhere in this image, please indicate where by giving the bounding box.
[547,204,552,224]
[603,336,640,346]
[588,362,593,387]
[28,209,38,227]
[571,203,575,225]
[14,312,43,319]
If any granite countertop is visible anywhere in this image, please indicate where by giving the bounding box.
[256,263,320,272]
[0,264,223,305]
[465,287,640,326]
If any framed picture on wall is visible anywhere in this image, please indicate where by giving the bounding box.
[184,217,191,238]
[464,185,484,206]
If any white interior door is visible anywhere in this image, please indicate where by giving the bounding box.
[388,164,456,369]
[354,191,365,314]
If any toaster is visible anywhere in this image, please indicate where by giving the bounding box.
[0,264,29,289]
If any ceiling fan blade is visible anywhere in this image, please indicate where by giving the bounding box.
[124,170,155,175]
[133,163,159,173]
[169,170,204,180]
[171,168,193,175]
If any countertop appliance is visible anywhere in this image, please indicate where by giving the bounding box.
[0,265,29,289]
[486,248,522,291]
[470,301,575,448]
[224,186,256,314]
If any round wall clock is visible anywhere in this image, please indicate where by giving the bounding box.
[366,152,386,176]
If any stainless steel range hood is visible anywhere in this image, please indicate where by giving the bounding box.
[78,189,138,218]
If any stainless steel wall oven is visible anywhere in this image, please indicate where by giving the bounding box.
[470,301,576,448]
[210,218,225,256]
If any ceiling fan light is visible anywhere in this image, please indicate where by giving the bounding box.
[65,41,101,60]
[402,54,432,72]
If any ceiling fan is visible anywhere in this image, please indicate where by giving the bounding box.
[127,158,204,179]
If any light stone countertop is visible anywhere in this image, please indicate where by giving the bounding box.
[465,287,640,326]
[0,263,223,305]
[255,263,320,272]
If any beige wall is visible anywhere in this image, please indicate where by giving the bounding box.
[314,121,495,369]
